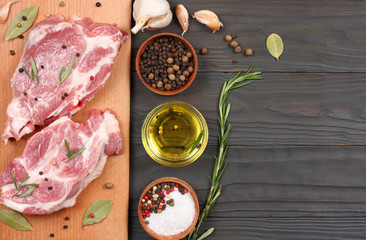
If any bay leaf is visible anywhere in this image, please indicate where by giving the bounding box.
[5,6,39,40]
[82,199,113,226]
[0,209,33,231]
[266,33,284,61]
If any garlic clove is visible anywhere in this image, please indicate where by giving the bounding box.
[131,0,171,34]
[144,10,172,30]
[193,10,223,33]
[175,4,189,36]
[0,0,18,24]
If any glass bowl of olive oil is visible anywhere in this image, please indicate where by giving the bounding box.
[142,101,208,167]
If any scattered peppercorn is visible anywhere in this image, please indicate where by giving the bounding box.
[45,178,48,181]
[225,35,232,41]
[64,93,68,97]
[65,216,69,221]
[41,65,44,69]
[63,225,68,229]
[22,16,27,21]
[60,1,65,7]
[18,35,24,39]
[62,45,67,49]
[19,68,24,73]
[96,2,101,7]
[50,233,55,237]
[24,92,27,96]
[104,182,113,189]
[231,33,237,39]
[245,48,254,56]
[200,48,208,54]
[34,98,38,101]
[234,46,242,53]
[76,53,80,57]
[230,40,239,48]
[61,96,65,100]
[48,186,53,190]
[10,50,15,56]
[39,171,43,175]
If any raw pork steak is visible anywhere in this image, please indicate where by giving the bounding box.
[0,109,122,215]
[2,15,128,143]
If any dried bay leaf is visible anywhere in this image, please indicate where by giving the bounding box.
[83,199,113,226]
[266,33,284,61]
[5,6,39,40]
[0,209,33,231]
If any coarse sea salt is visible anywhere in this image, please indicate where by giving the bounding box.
[147,190,196,236]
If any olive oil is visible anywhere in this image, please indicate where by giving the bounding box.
[142,101,208,167]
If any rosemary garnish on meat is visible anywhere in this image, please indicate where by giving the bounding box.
[188,66,262,240]
[22,56,39,85]
[58,55,77,84]
[63,139,86,162]
[10,171,38,198]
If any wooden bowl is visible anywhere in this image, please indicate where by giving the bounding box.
[138,177,200,240]
[136,33,198,96]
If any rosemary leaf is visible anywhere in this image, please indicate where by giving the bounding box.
[58,67,66,84]
[14,186,37,198]
[186,130,204,154]
[64,139,71,158]
[10,171,17,190]
[29,56,38,85]
[58,55,76,84]
[188,66,262,240]
[20,176,30,185]
[21,66,32,82]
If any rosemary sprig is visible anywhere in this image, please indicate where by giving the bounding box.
[188,66,262,240]
[58,55,77,84]
[22,56,39,85]
[11,171,38,198]
[63,139,86,162]
[185,130,204,154]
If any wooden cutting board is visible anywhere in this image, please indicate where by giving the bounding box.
[0,0,131,239]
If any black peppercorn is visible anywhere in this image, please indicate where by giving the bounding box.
[50,233,54,237]
[23,92,27,96]
[96,2,101,7]
[61,96,65,100]
[45,178,48,181]
[41,65,44,69]
[34,98,38,101]
[19,68,24,73]
[48,186,53,190]
[63,225,68,229]
[64,93,69,97]
[39,171,43,175]
[65,217,69,221]
[22,16,27,21]
[10,50,15,56]
[62,45,67,49]
[18,35,24,39]
[76,53,80,57]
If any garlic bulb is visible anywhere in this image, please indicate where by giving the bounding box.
[175,4,189,36]
[193,10,223,33]
[132,0,172,34]
[0,0,17,24]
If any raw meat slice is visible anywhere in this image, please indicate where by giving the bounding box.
[0,109,122,215]
[2,15,128,143]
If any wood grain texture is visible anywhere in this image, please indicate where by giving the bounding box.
[0,0,131,239]
[130,217,366,240]
[131,72,366,146]
[129,0,366,239]
[131,0,366,73]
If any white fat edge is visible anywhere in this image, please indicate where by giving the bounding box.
[103,111,120,135]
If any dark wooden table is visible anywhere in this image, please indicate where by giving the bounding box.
[129,1,366,239]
